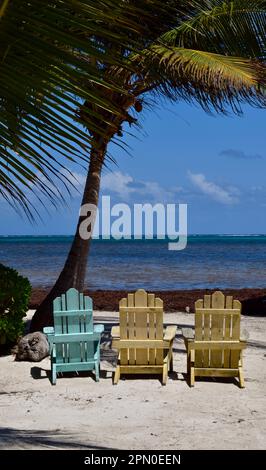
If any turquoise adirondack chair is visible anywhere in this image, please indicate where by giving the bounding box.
[43,288,104,384]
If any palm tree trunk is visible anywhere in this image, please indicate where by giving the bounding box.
[30,141,107,332]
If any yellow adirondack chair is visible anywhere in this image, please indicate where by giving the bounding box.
[182,291,247,388]
[111,289,177,385]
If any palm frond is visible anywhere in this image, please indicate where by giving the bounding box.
[162,0,266,58]
[131,44,266,113]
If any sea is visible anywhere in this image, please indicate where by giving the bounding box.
[0,235,266,290]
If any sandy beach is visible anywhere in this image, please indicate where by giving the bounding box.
[0,310,265,450]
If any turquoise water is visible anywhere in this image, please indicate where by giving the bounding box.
[0,235,266,289]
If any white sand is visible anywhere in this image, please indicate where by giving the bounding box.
[0,311,266,450]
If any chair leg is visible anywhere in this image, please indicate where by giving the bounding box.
[238,354,245,388]
[162,362,168,385]
[239,367,245,388]
[187,352,190,384]
[190,366,195,387]
[51,347,57,385]
[189,350,195,387]
[51,364,57,385]
[95,362,100,382]
[169,349,174,372]
[113,365,121,385]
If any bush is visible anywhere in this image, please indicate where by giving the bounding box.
[0,264,31,344]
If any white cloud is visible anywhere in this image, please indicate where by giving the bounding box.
[101,171,182,202]
[220,149,263,160]
[188,171,238,204]
[101,171,134,198]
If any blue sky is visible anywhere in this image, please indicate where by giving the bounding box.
[1,99,266,235]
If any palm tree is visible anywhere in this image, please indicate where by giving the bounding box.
[27,1,266,331]
[0,0,146,215]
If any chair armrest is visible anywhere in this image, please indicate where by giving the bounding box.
[163,325,177,342]
[241,328,249,341]
[94,324,104,334]
[43,326,54,335]
[111,326,120,338]
[182,327,194,339]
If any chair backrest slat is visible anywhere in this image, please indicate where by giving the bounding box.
[148,293,156,364]
[135,289,148,365]
[119,297,129,365]
[128,293,136,365]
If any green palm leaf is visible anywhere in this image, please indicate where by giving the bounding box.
[162,0,266,58]
[132,45,266,112]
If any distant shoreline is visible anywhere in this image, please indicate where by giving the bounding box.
[30,287,266,315]
[2,234,266,241]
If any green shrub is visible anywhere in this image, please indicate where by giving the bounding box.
[0,264,31,344]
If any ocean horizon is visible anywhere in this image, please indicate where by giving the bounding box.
[1,234,266,239]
